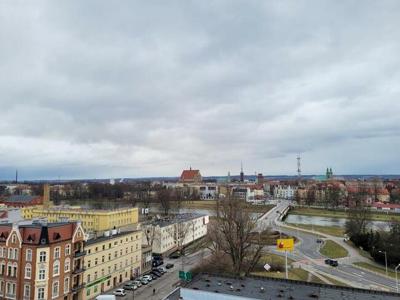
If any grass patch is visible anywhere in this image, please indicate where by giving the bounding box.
[320,240,348,258]
[290,207,400,222]
[353,262,397,279]
[286,223,344,237]
[252,268,311,282]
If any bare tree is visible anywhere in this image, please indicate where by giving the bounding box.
[207,192,265,275]
[157,187,172,215]
[143,223,157,247]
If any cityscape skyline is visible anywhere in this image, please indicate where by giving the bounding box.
[1,1,400,179]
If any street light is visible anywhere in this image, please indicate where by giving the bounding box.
[396,263,400,293]
[378,250,388,276]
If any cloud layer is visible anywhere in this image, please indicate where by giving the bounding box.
[1,1,400,179]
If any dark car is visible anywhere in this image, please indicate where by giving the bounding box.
[324,259,338,267]
[151,270,162,277]
[169,252,181,259]
[165,263,174,269]
[316,239,323,243]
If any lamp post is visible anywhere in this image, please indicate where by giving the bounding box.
[378,250,388,276]
[395,263,400,293]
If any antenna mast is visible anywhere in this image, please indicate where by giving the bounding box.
[297,155,301,179]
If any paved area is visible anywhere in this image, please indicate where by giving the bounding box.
[262,200,399,292]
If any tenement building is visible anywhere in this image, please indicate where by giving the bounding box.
[0,221,85,300]
[83,229,142,300]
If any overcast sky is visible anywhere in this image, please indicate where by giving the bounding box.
[1,1,400,180]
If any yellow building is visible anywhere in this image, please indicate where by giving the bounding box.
[83,229,142,300]
[21,206,139,232]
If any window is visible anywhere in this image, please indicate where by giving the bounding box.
[8,249,12,259]
[65,244,71,256]
[52,281,59,298]
[12,263,17,277]
[54,247,60,259]
[39,268,46,280]
[26,249,32,261]
[94,258,98,265]
[39,251,46,262]
[24,284,31,298]
[53,260,60,276]
[6,282,16,296]
[38,287,45,299]
[11,234,16,243]
[25,264,31,279]
[7,262,12,276]
[64,277,70,294]
[13,248,18,259]
[65,258,70,273]
[87,274,91,283]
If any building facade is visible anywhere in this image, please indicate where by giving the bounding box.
[0,221,85,300]
[83,230,142,300]
[143,214,208,255]
[21,207,139,233]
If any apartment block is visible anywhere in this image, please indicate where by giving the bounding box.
[83,229,142,300]
[21,207,139,233]
[0,221,85,300]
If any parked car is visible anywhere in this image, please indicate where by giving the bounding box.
[169,251,181,259]
[157,267,166,273]
[166,263,174,269]
[324,259,338,267]
[151,270,162,277]
[316,239,323,243]
[132,280,142,287]
[123,283,137,290]
[143,274,153,281]
[140,279,149,285]
[113,289,126,296]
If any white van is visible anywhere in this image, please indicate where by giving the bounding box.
[96,295,116,300]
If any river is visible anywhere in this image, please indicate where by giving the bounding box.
[285,214,392,231]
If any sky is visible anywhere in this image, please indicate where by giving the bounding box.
[1,1,400,180]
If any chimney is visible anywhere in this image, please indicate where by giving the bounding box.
[43,184,51,207]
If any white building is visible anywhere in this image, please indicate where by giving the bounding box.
[142,214,209,254]
[273,185,297,199]
[197,185,218,200]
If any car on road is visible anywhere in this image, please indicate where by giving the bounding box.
[166,263,174,269]
[169,252,181,259]
[157,267,166,273]
[316,239,323,243]
[324,259,338,267]
[113,289,126,296]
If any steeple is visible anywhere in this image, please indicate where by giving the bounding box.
[240,161,244,182]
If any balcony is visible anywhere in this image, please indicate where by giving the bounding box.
[74,250,87,258]
[71,283,86,293]
[73,267,86,275]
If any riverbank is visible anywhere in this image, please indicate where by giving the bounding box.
[286,223,344,237]
[181,200,275,214]
[290,207,400,222]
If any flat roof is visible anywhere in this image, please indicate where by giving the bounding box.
[182,274,399,300]
[86,229,139,246]
[151,213,206,228]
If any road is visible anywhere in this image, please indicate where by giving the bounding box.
[259,200,398,292]
[104,249,210,300]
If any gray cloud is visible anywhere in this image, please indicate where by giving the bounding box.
[0,0,400,180]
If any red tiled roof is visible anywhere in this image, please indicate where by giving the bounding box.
[180,170,201,181]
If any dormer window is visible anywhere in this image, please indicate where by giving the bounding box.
[53,233,61,240]
[11,234,16,243]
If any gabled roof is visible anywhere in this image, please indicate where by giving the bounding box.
[180,169,201,181]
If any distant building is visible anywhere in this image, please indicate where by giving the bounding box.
[273,185,297,199]
[0,221,85,300]
[0,195,43,208]
[179,168,202,183]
